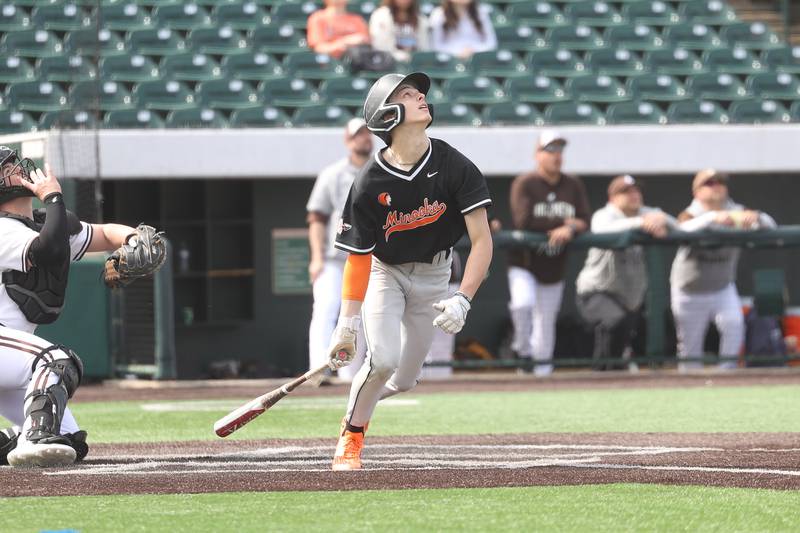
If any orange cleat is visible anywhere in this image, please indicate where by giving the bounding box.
[331,418,368,471]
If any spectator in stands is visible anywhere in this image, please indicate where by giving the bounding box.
[670,169,777,372]
[507,130,590,377]
[307,0,371,59]
[369,0,431,63]
[429,0,497,59]
[576,175,677,370]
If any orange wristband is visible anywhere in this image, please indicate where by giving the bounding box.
[342,253,372,301]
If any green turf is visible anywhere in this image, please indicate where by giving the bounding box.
[3,484,800,532]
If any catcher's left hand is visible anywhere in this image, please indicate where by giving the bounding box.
[104,224,167,288]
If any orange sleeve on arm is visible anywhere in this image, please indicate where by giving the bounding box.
[342,253,372,302]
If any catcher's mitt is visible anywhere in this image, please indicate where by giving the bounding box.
[104,224,167,289]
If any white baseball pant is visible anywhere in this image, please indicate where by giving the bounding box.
[421,281,460,380]
[345,251,451,427]
[671,283,744,371]
[507,266,565,377]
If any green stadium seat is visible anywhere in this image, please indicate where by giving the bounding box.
[133,79,196,111]
[152,3,211,30]
[506,2,567,29]
[762,46,800,75]
[161,53,222,82]
[229,105,291,127]
[104,108,166,128]
[678,1,738,26]
[495,25,546,54]
[197,79,258,110]
[606,101,667,124]
[0,5,30,32]
[728,99,791,124]
[126,28,186,56]
[746,72,800,100]
[319,77,371,107]
[31,3,91,31]
[469,49,528,79]
[544,102,604,125]
[482,102,544,125]
[69,80,134,111]
[431,103,482,126]
[292,104,353,127]
[188,27,247,54]
[283,51,346,80]
[165,107,229,128]
[1,30,64,58]
[645,48,705,76]
[686,72,749,101]
[526,48,587,77]
[39,109,99,130]
[0,57,35,84]
[423,81,447,106]
[586,49,644,76]
[249,24,307,54]
[0,110,37,134]
[545,25,605,51]
[271,2,322,29]
[791,101,800,121]
[138,0,183,6]
[195,0,240,6]
[664,23,724,52]
[720,22,782,51]
[702,48,763,75]
[37,55,97,83]
[221,51,285,82]
[211,2,269,30]
[7,81,68,112]
[667,100,729,124]
[0,93,7,111]
[622,1,680,27]
[626,73,689,103]
[409,52,467,81]
[99,3,152,31]
[258,77,318,108]
[100,54,160,83]
[563,2,624,27]
[443,76,507,105]
[505,74,567,104]
[566,74,628,103]
[66,28,126,57]
[347,0,377,19]
[603,25,665,53]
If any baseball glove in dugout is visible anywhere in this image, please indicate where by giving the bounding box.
[104,224,167,288]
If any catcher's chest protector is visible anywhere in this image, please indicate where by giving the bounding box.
[0,211,81,324]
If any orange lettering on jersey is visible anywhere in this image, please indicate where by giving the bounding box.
[382,198,447,241]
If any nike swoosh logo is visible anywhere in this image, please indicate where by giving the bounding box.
[427,171,438,178]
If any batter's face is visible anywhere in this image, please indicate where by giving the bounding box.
[535,142,564,176]
[611,186,643,215]
[346,126,373,158]
[694,178,728,206]
[388,83,431,126]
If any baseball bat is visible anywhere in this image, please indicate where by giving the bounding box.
[213,362,330,438]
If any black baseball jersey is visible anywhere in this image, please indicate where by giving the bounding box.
[334,138,491,265]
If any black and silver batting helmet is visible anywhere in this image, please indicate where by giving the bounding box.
[0,146,36,204]
[363,72,433,144]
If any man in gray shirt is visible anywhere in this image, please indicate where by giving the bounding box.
[576,175,676,370]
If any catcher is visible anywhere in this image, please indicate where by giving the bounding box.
[0,147,166,467]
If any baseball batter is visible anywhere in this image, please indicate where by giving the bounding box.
[670,169,776,371]
[0,148,164,467]
[325,72,493,470]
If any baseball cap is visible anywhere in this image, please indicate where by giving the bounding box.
[538,129,567,150]
[608,174,641,197]
[345,117,368,137]
[692,168,729,191]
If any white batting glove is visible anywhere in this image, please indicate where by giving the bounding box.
[327,316,361,370]
[432,292,471,334]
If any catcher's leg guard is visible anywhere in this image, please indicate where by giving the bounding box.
[63,430,89,462]
[0,426,20,465]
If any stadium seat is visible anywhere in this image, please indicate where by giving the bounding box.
[249,24,307,54]
[645,48,705,76]
[347,0,377,19]
[702,48,763,75]
[791,101,800,122]
[495,26,546,54]
[161,53,222,82]
[603,25,665,53]
[563,2,624,27]
[229,105,291,127]
[409,52,467,81]
[39,109,99,130]
[258,77,318,108]
[188,27,247,55]
[197,79,259,110]
[481,102,544,126]
[663,23,724,52]
[222,51,285,82]
[0,110,37,134]
[104,108,166,128]
[7,81,68,112]
[626,74,689,103]
[0,5,30,32]
[319,77,371,107]
[31,4,91,31]
[762,46,800,75]
[686,73,749,101]
[544,102,605,125]
[566,74,628,103]
[1,30,64,58]
[271,1,322,29]
[505,74,567,104]
[469,49,528,79]
[606,101,667,124]
[133,79,196,111]
[99,3,152,31]
[622,1,680,27]
[100,54,160,83]
[746,72,800,100]
[293,104,353,127]
[152,3,212,30]
[545,25,605,51]
[721,22,782,51]
[37,55,97,83]
[667,100,729,124]
[728,99,791,124]
[166,107,229,128]
[431,103,482,126]
[65,28,126,56]
[0,57,35,84]
[526,49,587,78]
[283,51,347,80]
[211,2,269,30]
[586,49,644,76]
[506,2,567,29]
[443,76,507,105]
[126,28,186,56]
[678,1,738,26]
[69,80,134,111]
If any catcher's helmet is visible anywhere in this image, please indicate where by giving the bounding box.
[0,146,35,205]
[363,72,433,144]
